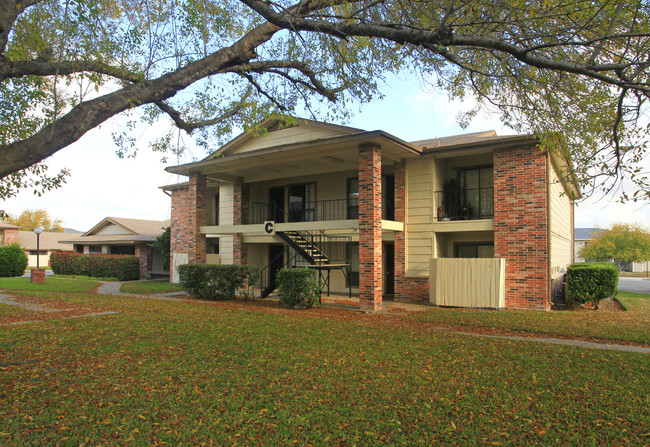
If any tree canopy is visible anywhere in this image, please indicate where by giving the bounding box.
[580,223,650,270]
[3,208,64,231]
[1,0,649,201]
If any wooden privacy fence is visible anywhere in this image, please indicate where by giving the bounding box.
[429,258,506,309]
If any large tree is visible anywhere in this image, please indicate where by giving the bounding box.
[1,0,649,200]
[580,223,650,270]
[4,208,64,231]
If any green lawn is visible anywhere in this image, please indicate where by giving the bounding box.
[411,291,650,345]
[0,292,648,445]
[120,279,183,294]
[0,277,100,293]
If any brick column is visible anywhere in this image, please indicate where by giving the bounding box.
[494,147,550,310]
[393,162,407,302]
[187,174,207,264]
[170,185,189,280]
[134,244,148,279]
[358,143,382,311]
[232,180,247,265]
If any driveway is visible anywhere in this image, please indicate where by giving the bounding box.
[618,277,650,294]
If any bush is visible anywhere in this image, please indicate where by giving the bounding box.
[177,264,260,300]
[0,243,28,277]
[566,262,619,310]
[50,252,140,281]
[276,268,321,309]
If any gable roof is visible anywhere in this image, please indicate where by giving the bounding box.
[60,217,170,245]
[209,117,363,158]
[410,131,499,149]
[17,231,73,251]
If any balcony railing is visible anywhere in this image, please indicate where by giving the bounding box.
[245,199,353,224]
[434,187,494,221]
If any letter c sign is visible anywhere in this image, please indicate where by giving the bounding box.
[264,221,275,235]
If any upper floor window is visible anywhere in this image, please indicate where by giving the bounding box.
[347,178,359,219]
[459,166,494,219]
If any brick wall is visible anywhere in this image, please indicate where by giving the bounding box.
[232,181,247,265]
[2,228,18,245]
[494,146,550,310]
[393,162,407,301]
[169,174,207,277]
[358,143,383,311]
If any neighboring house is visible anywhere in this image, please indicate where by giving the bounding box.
[164,118,579,311]
[17,231,73,266]
[60,217,170,279]
[0,222,20,245]
[574,227,648,273]
[574,228,599,262]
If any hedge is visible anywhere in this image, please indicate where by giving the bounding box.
[277,268,321,309]
[177,264,260,300]
[0,243,28,277]
[566,262,619,309]
[50,252,140,281]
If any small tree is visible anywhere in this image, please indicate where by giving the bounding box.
[150,226,171,271]
[580,223,650,270]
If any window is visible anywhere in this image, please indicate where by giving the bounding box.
[347,178,359,219]
[89,245,103,254]
[455,243,494,258]
[459,166,494,219]
[288,183,316,222]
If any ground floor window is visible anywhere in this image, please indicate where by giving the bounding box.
[110,245,135,255]
[455,243,494,258]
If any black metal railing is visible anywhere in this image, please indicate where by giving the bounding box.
[434,187,494,221]
[245,199,352,224]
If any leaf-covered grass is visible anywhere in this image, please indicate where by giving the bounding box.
[0,293,648,446]
[120,279,183,294]
[0,303,28,317]
[0,277,100,293]
[412,291,650,344]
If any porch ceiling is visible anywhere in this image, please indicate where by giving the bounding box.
[167,132,421,183]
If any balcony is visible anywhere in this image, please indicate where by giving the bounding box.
[434,187,494,221]
[245,199,354,225]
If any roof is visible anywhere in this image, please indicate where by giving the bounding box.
[575,228,601,241]
[17,231,73,251]
[410,131,499,149]
[60,217,170,245]
[83,217,170,237]
[0,222,20,230]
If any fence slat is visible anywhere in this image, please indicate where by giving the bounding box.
[429,258,505,309]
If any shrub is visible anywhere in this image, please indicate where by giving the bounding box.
[566,262,619,310]
[276,268,321,309]
[50,252,140,281]
[177,264,260,300]
[0,243,28,277]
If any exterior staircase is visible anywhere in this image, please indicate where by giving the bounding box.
[276,231,329,265]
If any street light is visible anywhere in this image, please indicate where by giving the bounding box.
[34,226,43,269]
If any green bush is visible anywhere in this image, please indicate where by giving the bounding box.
[0,243,28,277]
[50,252,140,281]
[277,268,321,309]
[177,264,260,300]
[566,262,619,310]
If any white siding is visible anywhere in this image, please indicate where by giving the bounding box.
[232,125,350,154]
[95,224,129,235]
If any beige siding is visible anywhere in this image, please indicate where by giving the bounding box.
[232,126,349,154]
[430,258,505,308]
[27,253,50,267]
[95,224,129,235]
[549,163,573,278]
[405,158,435,276]
[219,236,234,264]
[206,254,221,265]
[219,183,235,226]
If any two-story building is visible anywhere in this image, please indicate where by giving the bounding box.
[164,118,578,311]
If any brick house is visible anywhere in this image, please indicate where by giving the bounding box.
[0,222,20,246]
[61,217,170,279]
[164,118,579,311]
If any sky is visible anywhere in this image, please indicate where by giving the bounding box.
[2,76,649,232]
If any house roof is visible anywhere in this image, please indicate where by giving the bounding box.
[410,131,499,149]
[0,222,20,230]
[60,217,170,245]
[575,228,601,241]
[17,231,73,251]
